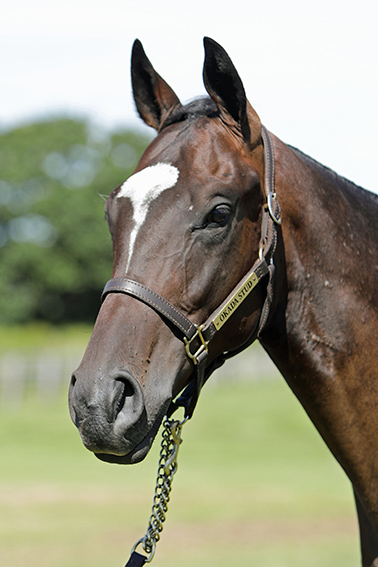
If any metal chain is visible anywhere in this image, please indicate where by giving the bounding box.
[130,416,186,563]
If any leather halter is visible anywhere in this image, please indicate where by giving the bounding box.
[102,125,281,419]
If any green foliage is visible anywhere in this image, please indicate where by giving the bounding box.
[0,118,151,323]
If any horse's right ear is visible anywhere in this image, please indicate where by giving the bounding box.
[131,40,182,131]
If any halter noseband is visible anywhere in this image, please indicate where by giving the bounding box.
[101,125,281,419]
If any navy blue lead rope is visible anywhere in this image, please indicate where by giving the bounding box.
[125,551,147,567]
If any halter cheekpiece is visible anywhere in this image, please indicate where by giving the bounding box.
[101,125,281,419]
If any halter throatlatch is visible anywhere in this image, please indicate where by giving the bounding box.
[102,125,281,419]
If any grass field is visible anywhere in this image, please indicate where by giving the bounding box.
[0,330,360,567]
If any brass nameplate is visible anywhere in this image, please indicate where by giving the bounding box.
[212,271,259,331]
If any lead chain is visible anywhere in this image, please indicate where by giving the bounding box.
[130,416,186,563]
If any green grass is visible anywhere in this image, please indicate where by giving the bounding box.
[0,364,360,567]
[0,322,93,352]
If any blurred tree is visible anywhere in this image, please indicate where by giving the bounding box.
[0,118,151,323]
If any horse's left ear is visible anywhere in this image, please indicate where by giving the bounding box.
[203,37,261,146]
[131,39,182,130]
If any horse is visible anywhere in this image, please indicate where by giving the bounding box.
[68,38,378,565]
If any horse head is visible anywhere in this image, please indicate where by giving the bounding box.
[69,38,274,464]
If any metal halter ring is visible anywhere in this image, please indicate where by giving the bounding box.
[131,537,156,563]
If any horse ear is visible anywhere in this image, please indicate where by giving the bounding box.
[131,39,182,130]
[203,37,260,146]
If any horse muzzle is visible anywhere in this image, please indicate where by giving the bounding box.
[68,368,170,464]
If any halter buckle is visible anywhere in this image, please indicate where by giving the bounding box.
[184,325,209,365]
[267,192,282,225]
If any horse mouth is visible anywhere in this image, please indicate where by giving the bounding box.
[94,400,170,465]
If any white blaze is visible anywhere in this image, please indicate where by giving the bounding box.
[116,163,180,271]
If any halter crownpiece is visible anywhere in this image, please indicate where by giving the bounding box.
[102,125,281,419]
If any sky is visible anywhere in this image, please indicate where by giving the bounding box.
[2,0,377,193]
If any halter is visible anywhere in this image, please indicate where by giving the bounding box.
[102,125,281,419]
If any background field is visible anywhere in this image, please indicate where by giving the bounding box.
[0,327,360,567]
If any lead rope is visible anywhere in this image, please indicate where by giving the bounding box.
[124,416,187,567]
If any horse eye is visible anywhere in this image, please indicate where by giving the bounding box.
[206,205,231,227]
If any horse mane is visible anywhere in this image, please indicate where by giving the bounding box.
[290,145,378,209]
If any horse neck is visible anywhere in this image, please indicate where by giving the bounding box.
[261,137,378,522]
[262,135,378,378]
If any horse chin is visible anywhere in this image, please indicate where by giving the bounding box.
[95,443,150,465]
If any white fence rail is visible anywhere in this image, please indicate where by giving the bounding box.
[0,344,279,407]
[0,348,83,407]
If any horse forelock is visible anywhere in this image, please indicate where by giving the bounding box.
[160,97,219,131]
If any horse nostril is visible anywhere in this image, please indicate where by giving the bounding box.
[111,373,144,425]
[114,378,134,419]
[68,373,80,426]
[69,369,144,432]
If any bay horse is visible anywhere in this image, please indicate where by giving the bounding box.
[69,38,378,565]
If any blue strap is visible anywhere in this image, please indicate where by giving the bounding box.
[124,551,147,567]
